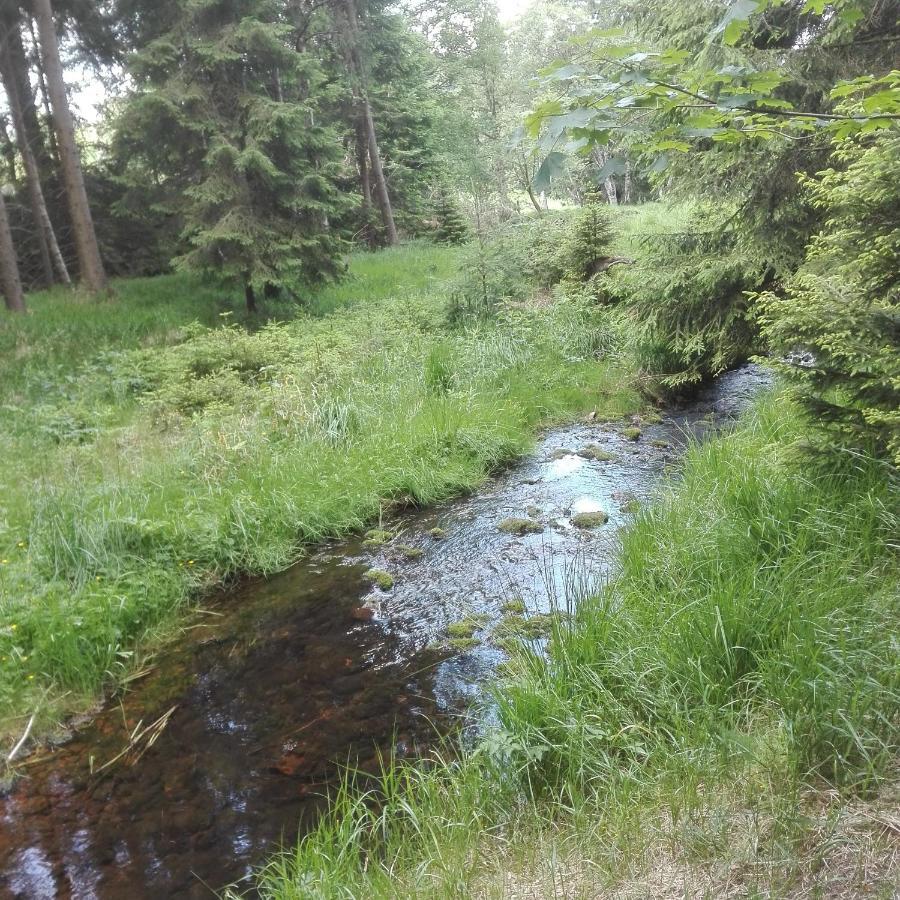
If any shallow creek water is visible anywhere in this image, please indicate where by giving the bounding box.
[0,365,770,899]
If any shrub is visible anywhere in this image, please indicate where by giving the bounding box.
[447,213,574,321]
[607,208,766,397]
[757,133,900,466]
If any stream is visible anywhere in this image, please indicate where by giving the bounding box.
[0,365,770,899]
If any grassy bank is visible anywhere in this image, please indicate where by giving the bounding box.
[0,243,638,748]
[255,396,900,898]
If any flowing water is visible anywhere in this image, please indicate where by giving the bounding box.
[0,365,770,899]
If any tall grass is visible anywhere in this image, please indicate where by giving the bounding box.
[255,396,899,899]
[0,243,635,745]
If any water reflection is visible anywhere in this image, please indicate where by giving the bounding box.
[0,365,770,898]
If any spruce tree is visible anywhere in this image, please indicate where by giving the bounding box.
[432,185,468,244]
[118,0,345,310]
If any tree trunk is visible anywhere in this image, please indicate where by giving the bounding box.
[0,189,26,312]
[622,160,632,205]
[361,98,398,245]
[355,115,375,247]
[0,115,17,184]
[26,15,59,166]
[245,281,257,313]
[0,25,70,286]
[341,0,398,246]
[0,14,52,179]
[32,0,107,295]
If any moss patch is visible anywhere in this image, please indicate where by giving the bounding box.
[363,529,394,547]
[623,427,642,441]
[501,598,526,615]
[571,510,609,528]
[363,568,394,590]
[397,545,424,560]
[428,527,447,539]
[577,444,617,462]
[498,518,544,535]
[447,637,480,652]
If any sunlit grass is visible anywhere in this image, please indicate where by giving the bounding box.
[253,396,900,899]
[0,242,637,745]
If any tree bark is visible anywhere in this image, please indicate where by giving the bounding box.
[0,189,26,312]
[622,160,632,205]
[361,98,398,245]
[245,281,257,314]
[26,15,59,166]
[0,24,70,286]
[0,115,17,184]
[32,0,107,294]
[341,0,398,246]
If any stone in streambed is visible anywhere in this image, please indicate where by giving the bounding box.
[363,568,394,590]
[498,518,544,535]
[571,510,609,528]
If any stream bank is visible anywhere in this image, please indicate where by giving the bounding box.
[0,365,770,899]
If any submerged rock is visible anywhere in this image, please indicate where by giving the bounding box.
[428,527,447,539]
[577,444,617,462]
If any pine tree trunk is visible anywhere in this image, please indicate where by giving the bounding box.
[0,116,16,184]
[0,190,26,312]
[0,14,52,179]
[32,0,107,295]
[362,99,398,246]
[245,281,257,313]
[342,0,398,246]
[0,28,70,286]
[26,15,59,166]
[622,161,632,205]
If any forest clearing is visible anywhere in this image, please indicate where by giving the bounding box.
[0,0,897,896]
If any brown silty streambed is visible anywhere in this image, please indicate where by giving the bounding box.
[0,365,770,899]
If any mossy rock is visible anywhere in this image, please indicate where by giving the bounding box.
[650,439,669,449]
[577,444,617,462]
[363,568,394,590]
[642,412,663,424]
[498,517,544,535]
[525,504,541,519]
[549,448,575,460]
[397,545,424,560]
[446,615,489,640]
[363,529,394,547]
[428,527,447,539]
[500,612,563,640]
[571,510,609,528]
[622,427,642,441]
[501,598,526,615]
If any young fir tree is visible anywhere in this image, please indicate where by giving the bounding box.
[118,0,344,310]
[432,184,468,244]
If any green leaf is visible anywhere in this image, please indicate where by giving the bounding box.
[542,63,583,81]
[532,152,566,193]
[594,156,628,180]
[714,0,759,44]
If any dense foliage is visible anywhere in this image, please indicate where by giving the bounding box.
[758,133,900,464]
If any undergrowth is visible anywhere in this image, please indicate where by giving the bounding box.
[253,396,899,899]
[0,242,635,747]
